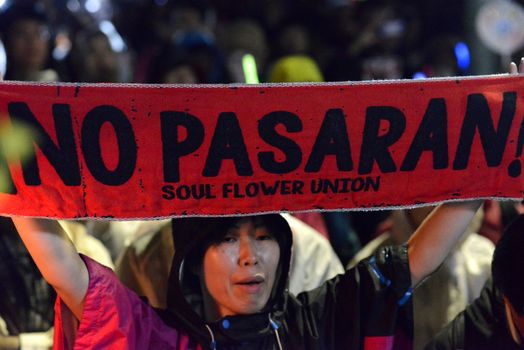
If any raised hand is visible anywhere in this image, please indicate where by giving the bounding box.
[509,57,524,74]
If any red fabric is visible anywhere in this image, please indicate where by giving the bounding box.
[364,336,394,350]
[0,76,523,218]
[53,255,201,350]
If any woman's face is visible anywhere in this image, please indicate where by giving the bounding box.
[202,218,280,318]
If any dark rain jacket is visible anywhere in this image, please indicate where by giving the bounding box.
[159,215,414,350]
[425,278,524,350]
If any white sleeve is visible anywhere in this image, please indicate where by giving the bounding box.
[283,214,344,295]
[19,329,54,350]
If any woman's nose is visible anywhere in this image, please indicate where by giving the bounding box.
[238,238,258,266]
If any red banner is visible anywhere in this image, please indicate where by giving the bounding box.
[0,76,522,219]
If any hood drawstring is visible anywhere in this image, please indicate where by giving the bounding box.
[269,314,283,350]
[205,316,282,350]
[205,324,217,350]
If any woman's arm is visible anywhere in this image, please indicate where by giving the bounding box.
[407,200,482,286]
[11,217,88,320]
[0,335,19,350]
[409,59,524,286]
[0,74,87,320]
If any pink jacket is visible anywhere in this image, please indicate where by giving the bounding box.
[53,255,202,350]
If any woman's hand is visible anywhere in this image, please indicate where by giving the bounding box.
[510,57,524,74]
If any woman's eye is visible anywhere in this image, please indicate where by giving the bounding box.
[222,236,237,243]
[256,234,273,241]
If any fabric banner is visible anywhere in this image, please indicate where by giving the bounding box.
[0,75,523,219]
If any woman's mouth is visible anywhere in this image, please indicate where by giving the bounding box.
[235,275,265,293]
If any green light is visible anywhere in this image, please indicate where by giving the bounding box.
[242,54,259,84]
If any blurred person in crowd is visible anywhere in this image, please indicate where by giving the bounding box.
[63,28,121,83]
[325,2,420,81]
[479,200,524,244]
[162,60,199,84]
[172,31,226,84]
[423,156,524,350]
[322,2,362,81]
[350,206,494,349]
[350,210,393,247]
[0,3,58,82]
[147,30,226,84]
[425,208,524,349]
[131,1,221,83]
[153,1,213,46]
[414,36,467,78]
[267,21,318,80]
[320,212,362,266]
[267,18,323,84]
[147,44,199,84]
[217,18,269,83]
[275,23,310,58]
[268,55,324,83]
[353,4,406,80]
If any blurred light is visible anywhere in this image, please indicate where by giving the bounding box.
[454,42,470,71]
[52,46,68,61]
[85,0,101,13]
[52,32,72,61]
[242,54,259,84]
[0,0,8,10]
[379,19,405,39]
[67,0,81,12]
[99,20,126,52]
[412,72,427,80]
[496,20,511,36]
[155,0,168,5]
[0,39,6,78]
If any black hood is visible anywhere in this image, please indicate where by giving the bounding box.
[163,214,293,347]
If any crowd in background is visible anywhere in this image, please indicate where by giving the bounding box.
[0,1,523,349]
[1,0,512,86]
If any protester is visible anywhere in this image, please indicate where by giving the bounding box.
[63,29,121,83]
[7,199,481,350]
[424,211,524,349]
